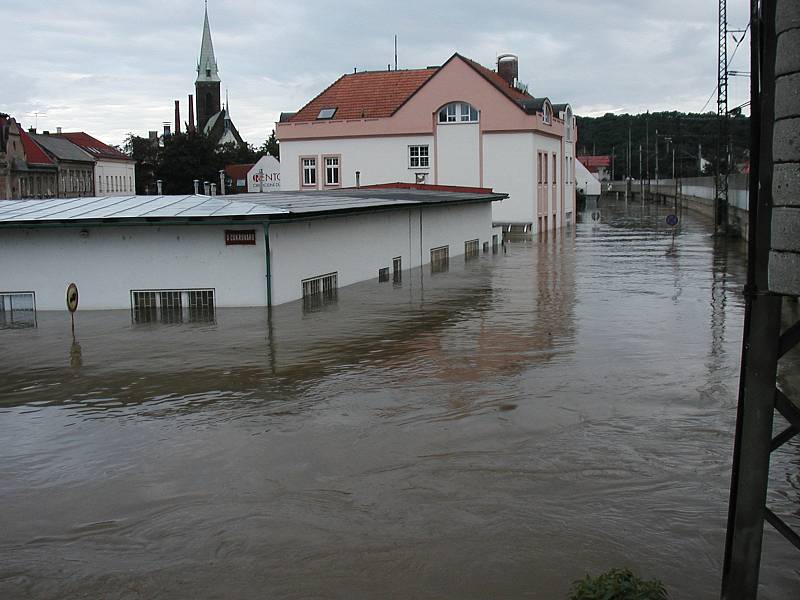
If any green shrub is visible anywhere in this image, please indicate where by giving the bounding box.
[569,568,668,600]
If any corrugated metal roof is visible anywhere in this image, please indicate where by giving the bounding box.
[0,188,505,225]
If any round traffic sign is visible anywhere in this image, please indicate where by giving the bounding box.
[66,283,79,313]
[666,214,679,227]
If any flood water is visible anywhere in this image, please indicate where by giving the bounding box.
[1,198,798,599]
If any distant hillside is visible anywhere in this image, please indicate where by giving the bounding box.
[575,111,749,179]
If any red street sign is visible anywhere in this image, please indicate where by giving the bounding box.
[225,230,256,246]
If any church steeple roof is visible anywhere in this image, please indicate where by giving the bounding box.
[196,1,220,83]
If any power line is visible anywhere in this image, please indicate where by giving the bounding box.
[699,20,751,113]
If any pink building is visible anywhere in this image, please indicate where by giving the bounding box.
[276,53,577,234]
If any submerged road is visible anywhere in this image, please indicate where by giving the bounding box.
[0,198,798,599]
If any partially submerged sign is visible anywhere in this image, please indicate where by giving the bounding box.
[66,282,79,313]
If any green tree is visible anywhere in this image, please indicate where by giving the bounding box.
[123,133,160,194]
[155,131,219,194]
[259,129,279,159]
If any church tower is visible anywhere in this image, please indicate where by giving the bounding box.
[195,2,221,133]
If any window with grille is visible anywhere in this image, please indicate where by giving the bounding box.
[378,267,390,282]
[302,157,317,187]
[301,272,338,310]
[324,156,340,186]
[131,289,214,324]
[0,292,36,328]
[465,239,479,259]
[409,145,429,168]
[430,246,449,274]
[392,256,402,284]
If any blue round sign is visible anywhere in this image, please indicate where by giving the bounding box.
[666,214,678,227]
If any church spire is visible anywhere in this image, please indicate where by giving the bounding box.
[196,1,220,83]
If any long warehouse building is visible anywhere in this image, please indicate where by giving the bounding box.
[0,185,504,316]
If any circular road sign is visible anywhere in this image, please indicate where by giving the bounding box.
[666,214,679,227]
[66,283,79,313]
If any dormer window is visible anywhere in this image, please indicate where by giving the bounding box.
[206,68,211,77]
[438,102,478,124]
[317,107,337,120]
[542,102,552,125]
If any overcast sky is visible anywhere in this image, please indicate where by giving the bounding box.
[3,0,751,147]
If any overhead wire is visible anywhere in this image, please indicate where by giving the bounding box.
[699,21,751,113]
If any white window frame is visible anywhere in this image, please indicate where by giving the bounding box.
[301,157,317,187]
[323,155,340,187]
[408,145,430,169]
[438,102,479,124]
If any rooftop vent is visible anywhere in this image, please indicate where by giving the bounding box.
[497,53,519,88]
[317,107,337,120]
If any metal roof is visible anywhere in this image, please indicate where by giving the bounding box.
[29,134,95,163]
[0,188,505,226]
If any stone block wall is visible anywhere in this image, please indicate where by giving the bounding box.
[770,1,800,296]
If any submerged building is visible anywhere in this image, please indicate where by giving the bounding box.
[0,185,504,316]
[276,53,576,235]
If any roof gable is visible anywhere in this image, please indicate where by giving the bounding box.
[20,130,54,165]
[289,68,438,122]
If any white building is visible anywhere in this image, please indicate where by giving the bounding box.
[574,159,602,199]
[0,186,503,317]
[247,155,281,192]
[58,132,136,196]
[276,53,577,235]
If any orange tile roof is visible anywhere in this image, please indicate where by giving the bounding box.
[289,68,439,122]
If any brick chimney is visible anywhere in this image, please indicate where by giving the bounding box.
[497,54,518,87]
[174,100,181,134]
[188,94,195,132]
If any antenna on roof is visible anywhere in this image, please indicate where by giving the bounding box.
[394,35,398,70]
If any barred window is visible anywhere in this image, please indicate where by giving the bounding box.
[0,292,36,328]
[465,239,479,259]
[131,289,214,324]
[430,245,449,274]
[301,272,338,311]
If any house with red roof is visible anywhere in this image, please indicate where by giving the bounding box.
[276,53,577,234]
[57,132,136,196]
[0,114,58,199]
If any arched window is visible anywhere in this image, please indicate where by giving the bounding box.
[542,101,553,125]
[438,102,479,124]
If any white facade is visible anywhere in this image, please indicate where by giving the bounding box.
[95,160,136,196]
[247,155,281,192]
[575,158,602,197]
[0,201,496,311]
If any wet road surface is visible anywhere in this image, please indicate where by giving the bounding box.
[1,198,798,599]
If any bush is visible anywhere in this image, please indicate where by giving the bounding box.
[569,568,668,600]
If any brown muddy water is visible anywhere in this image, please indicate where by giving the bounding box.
[1,199,798,599]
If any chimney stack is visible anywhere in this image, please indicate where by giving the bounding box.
[56,126,62,134]
[188,94,195,132]
[163,123,171,137]
[174,100,181,134]
[497,54,519,87]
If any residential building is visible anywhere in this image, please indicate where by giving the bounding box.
[576,155,611,181]
[224,163,254,194]
[29,132,95,197]
[0,115,58,199]
[58,132,135,196]
[0,185,504,313]
[276,53,577,234]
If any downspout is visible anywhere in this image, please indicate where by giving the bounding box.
[265,223,273,307]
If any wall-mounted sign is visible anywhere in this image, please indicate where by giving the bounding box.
[247,155,281,192]
[225,230,256,246]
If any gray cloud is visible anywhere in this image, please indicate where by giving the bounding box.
[3,0,751,147]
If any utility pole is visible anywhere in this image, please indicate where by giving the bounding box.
[639,144,643,199]
[611,145,615,180]
[715,0,730,235]
[655,129,659,200]
[645,112,650,200]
